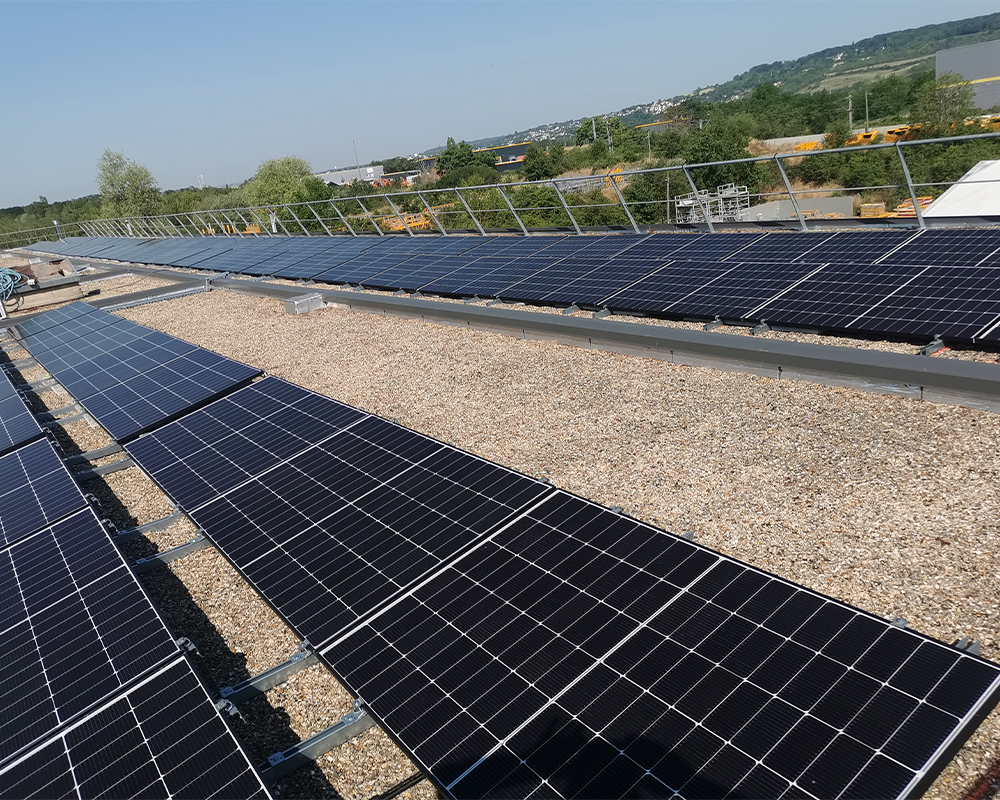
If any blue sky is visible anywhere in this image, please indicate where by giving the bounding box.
[2,0,998,207]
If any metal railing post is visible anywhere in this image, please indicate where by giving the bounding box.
[272,208,293,236]
[169,215,191,237]
[551,180,583,235]
[454,189,486,235]
[774,155,808,232]
[895,144,926,230]
[305,202,334,236]
[608,175,641,234]
[682,167,716,233]
[152,217,175,237]
[232,209,259,237]
[355,198,384,236]
[327,201,357,237]
[416,192,448,236]
[218,210,243,237]
[285,205,311,236]
[205,211,231,236]
[496,185,529,236]
[384,194,415,236]
[193,212,218,236]
[184,214,207,236]
[247,208,275,237]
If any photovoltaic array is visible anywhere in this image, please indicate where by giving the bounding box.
[124,377,1000,799]
[29,227,1000,345]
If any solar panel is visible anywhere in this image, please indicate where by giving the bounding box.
[79,348,262,442]
[752,263,928,331]
[662,232,764,261]
[269,239,383,280]
[0,507,180,767]
[126,377,367,510]
[459,237,558,258]
[170,242,233,268]
[0,370,43,457]
[728,232,838,262]
[0,438,86,549]
[496,258,610,304]
[322,490,1000,800]
[534,259,664,308]
[311,252,420,285]
[846,264,1000,342]
[598,260,741,314]
[413,236,492,257]
[417,256,554,299]
[0,657,270,799]
[879,229,1000,267]
[528,235,642,260]
[790,230,920,264]
[13,301,104,339]
[174,239,292,274]
[362,255,469,293]
[665,261,826,321]
[611,233,706,260]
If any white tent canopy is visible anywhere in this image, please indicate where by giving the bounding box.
[924,160,1000,217]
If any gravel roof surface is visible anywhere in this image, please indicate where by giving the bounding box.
[5,278,997,799]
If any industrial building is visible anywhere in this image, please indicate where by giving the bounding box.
[419,141,531,174]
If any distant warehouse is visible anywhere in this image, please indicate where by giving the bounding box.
[937,38,1000,110]
[420,142,531,174]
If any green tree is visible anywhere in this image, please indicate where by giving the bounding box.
[381,156,419,174]
[912,72,977,131]
[96,150,162,217]
[242,156,318,207]
[575,118,597,146]
[435,138,497,175]
[522,144,557,181]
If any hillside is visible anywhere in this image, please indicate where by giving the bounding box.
[441,11,1000,152]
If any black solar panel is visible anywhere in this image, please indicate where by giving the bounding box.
[496,258,608,304]
[126,377,367,510]
[417,256,553,299]
[312,252,420,285]
[170,242,233,268]
[535,259,664,308]
[666,261,826,321]
[612,233,706,260]
[363,255,469,293]
[13,301,104,339]
[662,232,764,261]
[599,260,741,314]
[791,230,920,264]
[460,237,559,258]
[176,240,291,274]
[528,235,642,260]
[753,263,928,331]
[323,490,1000,800]
[879,229,1000,267]
[0,438,86,549]
[0,507,180,767]
[0,370,42,457]
[413,236,492,257]
[79,348,261,442]
[0,657,270,799]
[728,232,838,262]
[846,264,1000,342]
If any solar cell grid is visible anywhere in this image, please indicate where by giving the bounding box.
[496,258,610,303]
[793,230,920,264]
[753,263,928,331]
[13,301,103,339]
[526,235,635,259]
[536,258,664,307]
[847,264,1000,342]
[0,508,180,768]
[417,257,553,299]
[79,348,262,442]
[0,438,86,549]
[323,490,1000,800]
[879,229,1000,267]
[611,233,705,260]
[312,252,420,285]
[0,657,270,799]
[363,255,470,292]
[460,237,558,258]
[0,371,42,457]
[665,232,764,261]
[730,232,838,262]
[415,236,492,256]
[666,261,827,321]
[598,260,740,314]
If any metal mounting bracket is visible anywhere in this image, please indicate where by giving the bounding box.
[704,318,725,332]
[463,297,483,305]
[3,356,37,369]
[176,636,199,655]
[561,304,581,315]
[37,401,82,421]
[258,700,375,785]
[115,510,187,541]
[891,617,908,628]
[64,443,125,466]
[219,642,319,705]
[953,636,982,656]
[681,531,696,541]
[593,309,612,319]
[920,337,948,356]
[133,535,211,573]
[751,324,771,336]
[74,456,136,482]
[43,411,92,429]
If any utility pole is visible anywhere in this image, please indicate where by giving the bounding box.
[647,130,652,161]
[865,91,870,132]
[605,118,612,153]
[592,117,597,143]
[353,139,362,181]
[665,176,670,224]
[848,95,853,133]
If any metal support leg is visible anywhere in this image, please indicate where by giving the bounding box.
[74,456,136,482]
[306,203,334,237]
[247,208,274,237]
[133,535,211,573]
[114,510,187,541]
[206,212,231,237]
[233,209,260,237]
[497,185,529,235]
[327,201,357,237]
[219,643,319,705]
[774,156,808,232]
[609,176,641,235]
[384,195,414,237]
[683,167,715,233]
[551,180,583,235]
[63,443,124,466]
[896,144,926,230]
[286,205,311,236]
[454,189,485,235]
[355,199,384,236]
[416,192,447,235]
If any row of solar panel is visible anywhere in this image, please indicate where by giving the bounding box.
[121,375,1000,800]
[12,302,261,442]
[29,228,1000,344]
[0,434,268,797]
[9,301,1000,799]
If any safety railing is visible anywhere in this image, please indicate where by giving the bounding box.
[4,130,1000,251]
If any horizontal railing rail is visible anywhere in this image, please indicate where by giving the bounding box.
[4,130,1000,251]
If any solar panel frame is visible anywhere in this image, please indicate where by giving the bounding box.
[659,232,765,261]
[416,256,554,299]
[609,233,707,261]
[727,232,839,262]
[321,489,1000,800]
[533,258,665,308]
[0,656,270,799]
[0,438,87,550]
[788,230,921,264]
[878,229,1000,267]
[597,260,742,314]
[0,371,43,457]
